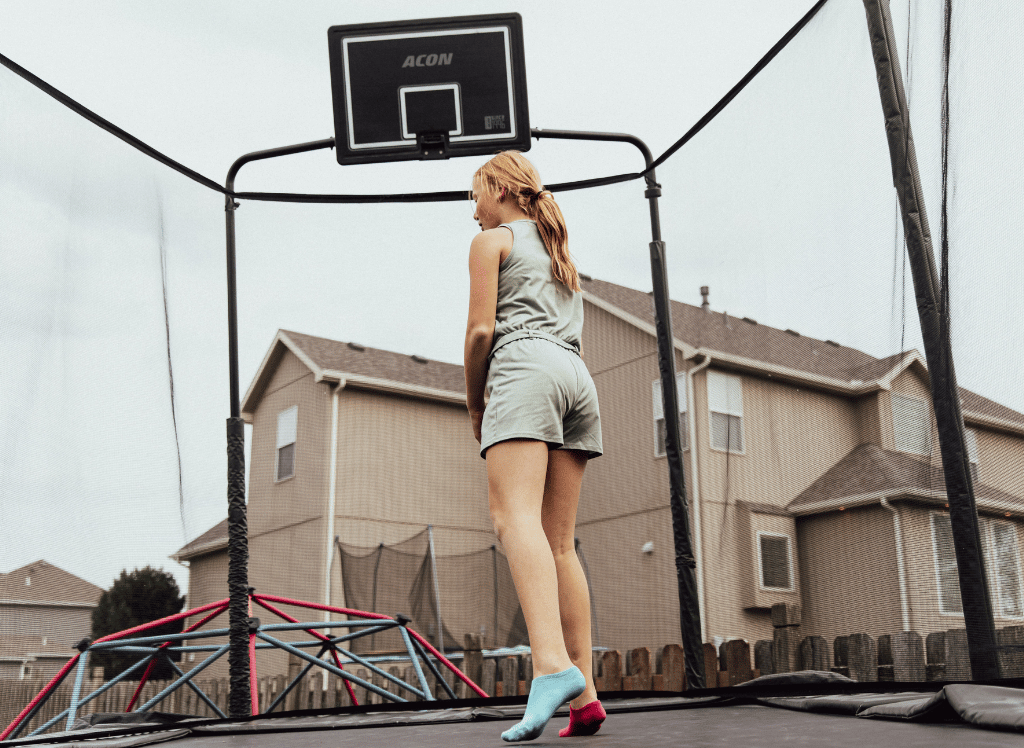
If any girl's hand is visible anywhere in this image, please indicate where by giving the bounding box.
[470,409,484,444]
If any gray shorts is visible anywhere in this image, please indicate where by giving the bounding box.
[480,331,603,459]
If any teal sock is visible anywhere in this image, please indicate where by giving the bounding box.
[501,666,586,743]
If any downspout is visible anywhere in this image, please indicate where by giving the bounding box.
[881,498,911,631]
[323,386,341,620]
[686,353,712,643]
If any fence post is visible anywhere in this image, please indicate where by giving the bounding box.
[624,648,652,691]
[500,656,518,697]
[892,631,926,681]
[848,633,878,682]
[998,625,1024,678]
[754,640,773,676]
[944,628,971,680]
[702,643,720,687]
[771,603,801,673]
[832,636,849,677]
[600,650,622,692]
[481,657,497,697]
[925,631,945,681]
[798,635,829,672]
[659,644,686,691]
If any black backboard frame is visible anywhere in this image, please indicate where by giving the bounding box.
[327,13,530,165]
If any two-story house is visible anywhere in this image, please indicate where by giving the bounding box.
[0,561,104,680]
[175,276,1024,672]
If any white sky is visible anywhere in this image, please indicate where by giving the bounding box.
[1,0,1021,595]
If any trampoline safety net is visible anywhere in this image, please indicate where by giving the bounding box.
[2,0,1024,735]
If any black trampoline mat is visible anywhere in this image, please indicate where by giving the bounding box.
[17,701,1024,748]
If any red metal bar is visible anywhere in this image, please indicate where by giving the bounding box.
[252,596,358,706]
[93,599,229,644]
[254,593,486,699]
[0,654,80,741]
[406,629,488,698]
[126,603,229,712]
[125,658,157,712]
[248,596,259,714]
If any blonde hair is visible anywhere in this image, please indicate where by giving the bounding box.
[474,151,580,293]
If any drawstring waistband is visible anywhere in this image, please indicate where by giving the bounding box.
[489,329,580,359]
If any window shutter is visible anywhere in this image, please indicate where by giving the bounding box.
[990,521,1023,617]
[277,406,298,448]
[708,371,742,416]
[892,394,930,455]
[931,514,963,614]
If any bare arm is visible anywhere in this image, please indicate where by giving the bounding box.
[464,229,508,440]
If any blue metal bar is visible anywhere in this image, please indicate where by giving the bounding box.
[25,654,156,737]
[88,627,230,648]
[138,647,229,717]
[409,633,456,699]
[255,633,406,703]
[64,649,90,731]
[321,641,424,700]
[263,645,328,714]
[255,620,396,634]
[400,626,432,701]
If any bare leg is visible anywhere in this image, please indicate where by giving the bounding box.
[487,440,575,675]
[541,449,598,708]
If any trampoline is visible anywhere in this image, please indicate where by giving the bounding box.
[4,0,1024,744]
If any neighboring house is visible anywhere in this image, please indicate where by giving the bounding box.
[176,277,1024,670]
[0,561,104,680]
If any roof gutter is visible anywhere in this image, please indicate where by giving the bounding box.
[790,489,1023,517]
[318,373,465,405]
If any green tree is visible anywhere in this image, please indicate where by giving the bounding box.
[91,566,186,680]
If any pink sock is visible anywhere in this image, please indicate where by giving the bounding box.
[558,700,606,737]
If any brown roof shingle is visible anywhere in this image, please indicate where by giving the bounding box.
[172,519,228,561]
[282,330,466,395]
[788,443,1024,512]
[0,561,104,605]
[583,277,1024,428]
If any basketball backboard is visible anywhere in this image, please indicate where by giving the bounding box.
[327,14,530,165]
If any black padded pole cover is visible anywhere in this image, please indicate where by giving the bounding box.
[226,416,251,716]
[861,0,999,680]
[649,239,705,689]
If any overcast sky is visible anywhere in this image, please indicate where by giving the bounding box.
[2,0,1021,595]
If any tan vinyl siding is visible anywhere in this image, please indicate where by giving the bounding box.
[797,505,903,640]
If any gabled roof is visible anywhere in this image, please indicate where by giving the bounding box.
[242,330,467,421]
[172,519,228,562]
[582,277,1024,433]
[788,443,1024,515]
[0,560,104,606]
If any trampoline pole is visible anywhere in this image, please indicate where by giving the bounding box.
[531,128,705,689]
[223,137,336,717]
[428,525,445,654]
[861,0,1000,681]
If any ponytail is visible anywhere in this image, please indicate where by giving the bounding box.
[474,152,581,293]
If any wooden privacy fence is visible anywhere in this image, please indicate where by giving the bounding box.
[8,618,1024,737]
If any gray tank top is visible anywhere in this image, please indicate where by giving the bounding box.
[491,220,583,351]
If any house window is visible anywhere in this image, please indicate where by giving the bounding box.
[931,513,1024,618]
[758,532,793,590]
[653,373,687,456]
[708,371,743,453]
[892,394,930,456]
[988,520,1024,618]
[276,406,298,481]
[965,429,980,482]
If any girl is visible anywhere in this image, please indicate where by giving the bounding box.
[464,151,606,741]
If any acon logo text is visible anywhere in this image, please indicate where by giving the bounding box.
[402,53,453,68]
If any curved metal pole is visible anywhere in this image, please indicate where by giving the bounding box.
[222,137,336,717]
[532,128,705,689]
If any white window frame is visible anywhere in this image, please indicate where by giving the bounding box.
[707,370,744,454]
[965,428,980,483]
[986,518,1024,619]
[892,393,931,456]
[930,511,1024,619]
[275,406,298,482]
[756,531,795,592]
[652,373,687,457]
